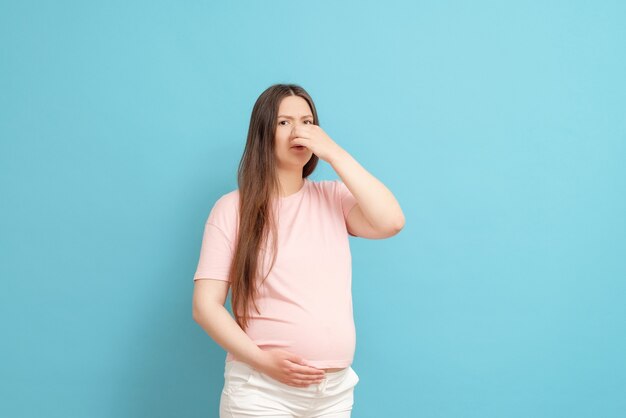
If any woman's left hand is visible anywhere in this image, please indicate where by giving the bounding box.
[290,125,345,164]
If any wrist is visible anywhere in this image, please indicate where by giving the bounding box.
[249,348,267,370]
[328,147,350,167]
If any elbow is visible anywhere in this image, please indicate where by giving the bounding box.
[192,300,222,322]
[192,305,208,322]
[192,305,205,323]
[392,214,405,234]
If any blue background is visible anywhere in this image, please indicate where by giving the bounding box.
[1,1,625,417]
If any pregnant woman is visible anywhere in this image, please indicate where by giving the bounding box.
[192,83,405,417]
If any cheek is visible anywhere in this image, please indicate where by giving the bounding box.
[276,130,290,146]
[274,136,287,154]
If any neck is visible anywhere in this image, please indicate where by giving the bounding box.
[277,170,305,197]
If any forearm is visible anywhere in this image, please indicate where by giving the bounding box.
[193,303,265,369]
[330,148,405,231]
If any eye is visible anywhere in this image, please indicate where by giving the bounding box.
[279,120,313,125]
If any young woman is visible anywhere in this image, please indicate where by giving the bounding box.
[192,84,405,417]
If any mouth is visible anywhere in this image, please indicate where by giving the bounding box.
[290,146,306,151]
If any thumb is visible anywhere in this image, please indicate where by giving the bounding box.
[286,352,308,366]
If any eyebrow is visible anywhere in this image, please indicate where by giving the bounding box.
[277,114,313,119]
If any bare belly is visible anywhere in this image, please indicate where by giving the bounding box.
[321,367,347,373]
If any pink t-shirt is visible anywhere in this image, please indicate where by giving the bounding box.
[193,178,358,368]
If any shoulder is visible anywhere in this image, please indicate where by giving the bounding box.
[306,178,342,199]
[217,188,240,208]
[207,188,240,230]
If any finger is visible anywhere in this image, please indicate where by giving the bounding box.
[288,360,322,372]
[288,381,311,388]
[284,354,325,376]
[285,353,307,365]
[291,371,325,381]
[292,378,322,387]
[289,363,325,377]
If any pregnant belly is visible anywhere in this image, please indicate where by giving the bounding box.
[245,314,356,369]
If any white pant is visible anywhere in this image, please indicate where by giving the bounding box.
[220,360,360,417]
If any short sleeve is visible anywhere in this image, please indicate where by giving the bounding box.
[193,195,238,282]
[336,180,358,222]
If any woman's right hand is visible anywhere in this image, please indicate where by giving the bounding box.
[255,349,326,388]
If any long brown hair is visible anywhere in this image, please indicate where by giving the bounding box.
[229,84,320,330]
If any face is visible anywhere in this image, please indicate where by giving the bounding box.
[274,95,314,170]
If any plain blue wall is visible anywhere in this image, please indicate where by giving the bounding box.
[1,1,624,417]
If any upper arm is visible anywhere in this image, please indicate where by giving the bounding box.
[336,180,398,240]
[193,279,230,315]
[346,203,398,239]
[192,195,237,316]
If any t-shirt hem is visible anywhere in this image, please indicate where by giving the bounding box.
[226,356,352,369]
[193,275,229,281]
